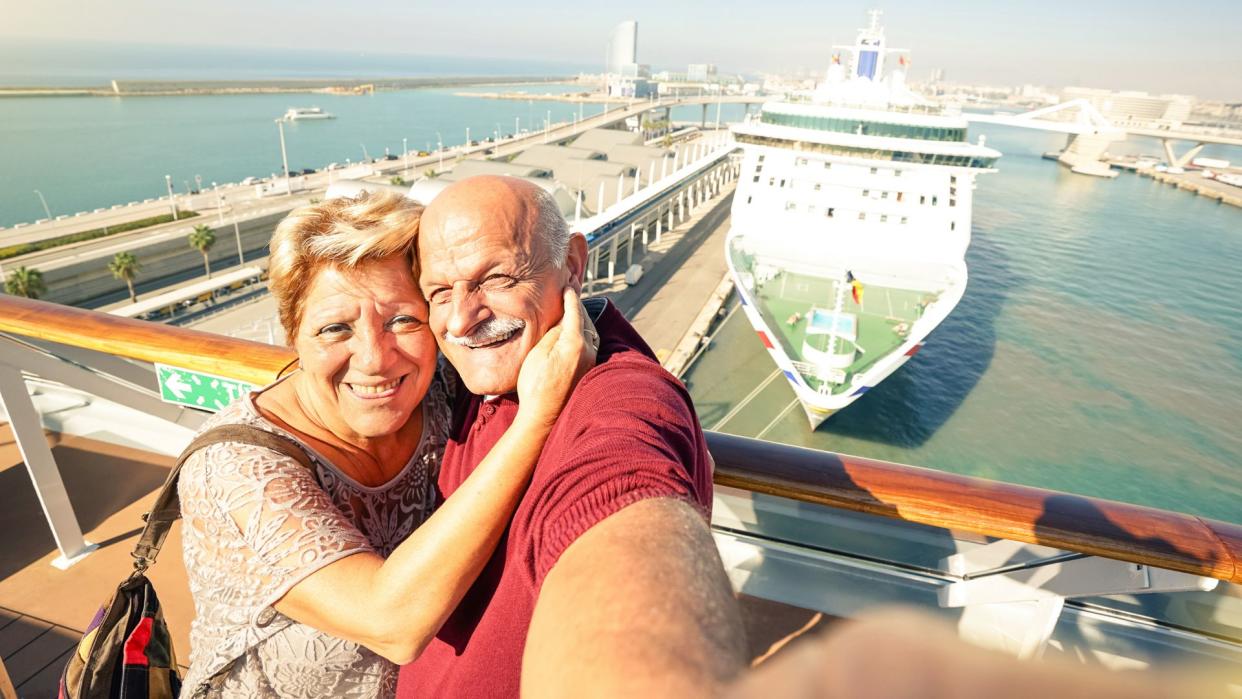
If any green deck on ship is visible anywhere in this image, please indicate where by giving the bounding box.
[751,271,934,393]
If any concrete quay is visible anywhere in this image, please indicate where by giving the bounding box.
[1140,170,1242,209]
[593,183,735,370]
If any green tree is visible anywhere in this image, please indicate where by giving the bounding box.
[424,168,439,179]
[108,251,142,303]
[188,224,216,279]
[4,266,47,299]
[390,175,406,186]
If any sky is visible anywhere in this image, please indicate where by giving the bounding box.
[4,0,1240,100]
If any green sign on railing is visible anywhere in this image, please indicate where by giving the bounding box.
[156,363,256,412]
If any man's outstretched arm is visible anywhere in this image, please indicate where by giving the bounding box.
[522,497,747,698]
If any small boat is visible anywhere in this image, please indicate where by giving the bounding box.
[282,107,335,121]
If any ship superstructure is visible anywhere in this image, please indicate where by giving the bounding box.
[728,11,1001,428]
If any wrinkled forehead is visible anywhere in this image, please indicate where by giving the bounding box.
[418,193,542,281]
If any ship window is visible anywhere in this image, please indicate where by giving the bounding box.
[951,221,956,231]
[895,169,903,177]
[756,165,763,173]
[753,175,760,183]
[758,155,765,163]
[814,183,822,191]
[796,157,807,166]
[950,199,956,207]
[897,192,904,202]
[780,179,786,187]
[919,195,926,205]
[785,201,797,211]
[769,177,775,186]
[826,208,835,218]
[858,212,866,220]
[932,196,938,206]
[870,167,878,175]
[950,175,957,184]
[862,189,870,196]
[900,216,908,224]
[880,214,888,222]
[950,186,956,195]
[824,162,831,169]
[881,191,889,199]
[747,196,752,204]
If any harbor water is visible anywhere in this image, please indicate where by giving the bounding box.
[687,124,1242,523]
[0,84,1238,522]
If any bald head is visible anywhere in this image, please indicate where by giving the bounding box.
[421,175,568,270]
[415,175,586,396]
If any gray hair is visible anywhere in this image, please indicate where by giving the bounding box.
[531,186,570,268]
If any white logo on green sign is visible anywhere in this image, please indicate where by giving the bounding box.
[156,364,256,412]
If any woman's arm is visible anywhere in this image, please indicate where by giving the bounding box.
[271,288,593,664]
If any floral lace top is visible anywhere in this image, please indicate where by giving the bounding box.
[178,365,455,698]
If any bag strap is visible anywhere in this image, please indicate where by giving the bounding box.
[130,423,316,574]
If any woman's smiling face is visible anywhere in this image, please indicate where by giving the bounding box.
[292,256,436,442]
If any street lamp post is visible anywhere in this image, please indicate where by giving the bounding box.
[515,116,520,138]
[274,119,292,196]
[435,131,444,171]
[164,175,178,220]
[402,137,408,175]
[32,190,51,219]
[219,195,245,264]
[465,127,470,149]
[545,110,551,143]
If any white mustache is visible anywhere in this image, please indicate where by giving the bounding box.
[444,316,526,348]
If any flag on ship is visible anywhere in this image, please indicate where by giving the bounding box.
[846,271,863,304]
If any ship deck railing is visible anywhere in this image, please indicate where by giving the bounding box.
[0,294,1239,688]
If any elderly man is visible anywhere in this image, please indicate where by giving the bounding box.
[397,175,746,697]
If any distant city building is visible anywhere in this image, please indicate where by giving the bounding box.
[608,76,654,99]
[1062,87,1194,126]
[687,64,717,82]
[606,21,638,75]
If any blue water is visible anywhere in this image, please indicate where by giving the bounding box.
[0,85,748,228]
[0,85,615,227]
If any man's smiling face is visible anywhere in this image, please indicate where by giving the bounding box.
[417,176,583,396]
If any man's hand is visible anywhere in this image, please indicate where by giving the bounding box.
[523,498,746,697]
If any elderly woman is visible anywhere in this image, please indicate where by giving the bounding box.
[177,190,591,697]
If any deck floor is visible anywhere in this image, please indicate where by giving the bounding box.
[0,606,79,697]
[753,271,932,390]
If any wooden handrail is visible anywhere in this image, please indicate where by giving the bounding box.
[710,432,1242,584]
[2,295,1240,584]
[0,295,293,386]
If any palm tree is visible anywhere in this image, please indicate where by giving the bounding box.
[109,251,142,303]
[4,266,47,299]
[188,224,216,278]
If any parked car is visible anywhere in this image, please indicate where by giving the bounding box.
[300,168,317,175]
[382,154,398,161]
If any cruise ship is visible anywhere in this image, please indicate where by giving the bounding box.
[728,11,1001,428]
[282,106,335,121]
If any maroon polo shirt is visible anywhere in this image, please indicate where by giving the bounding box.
[396,298,714,698]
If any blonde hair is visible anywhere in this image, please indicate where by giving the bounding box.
[268,190,422,342]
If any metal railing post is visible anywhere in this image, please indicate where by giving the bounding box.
[0,364,95,568]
